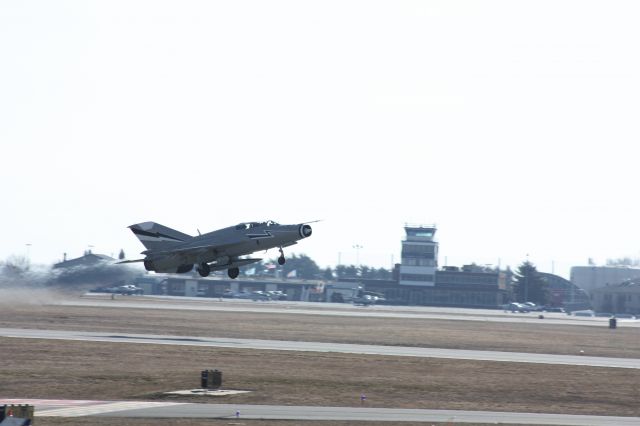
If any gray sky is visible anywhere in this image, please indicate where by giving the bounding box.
[2,1,640,278]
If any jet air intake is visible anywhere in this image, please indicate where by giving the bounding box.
[299,224,312,238]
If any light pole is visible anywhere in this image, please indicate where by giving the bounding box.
[524,254,529,303]
[25,243,32,262]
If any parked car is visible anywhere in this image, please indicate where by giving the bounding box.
[234,292,253,299]
[505,302,530,313]
[266,290,287,300]
[251,291,271,301]
[90,284,143,295]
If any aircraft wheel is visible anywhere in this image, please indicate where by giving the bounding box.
[143,260,154,271]
[228,267,239,279]
[198,263,211,277]
[278,255,286,265]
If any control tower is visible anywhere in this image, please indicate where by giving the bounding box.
[399,224,438,286]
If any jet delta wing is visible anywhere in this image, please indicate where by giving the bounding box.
[120,220,313,279]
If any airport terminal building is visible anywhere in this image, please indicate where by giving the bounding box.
[392,224,508,307]
[364,265,509,308]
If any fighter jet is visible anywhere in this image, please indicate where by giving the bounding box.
[119,220,313,279]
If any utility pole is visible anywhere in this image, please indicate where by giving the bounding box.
[353,245,363,267]
[524,254,529,303]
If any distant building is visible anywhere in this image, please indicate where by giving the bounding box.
[53,252,114,269]
[591,279,640,314]
[399,224,438,286]
[397,265,508,308]
[341,264,509,308]
[570,266,640,295]
[539,272,591,310]
[134,273,326,302]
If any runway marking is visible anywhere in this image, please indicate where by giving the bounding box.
[37,401,187,417]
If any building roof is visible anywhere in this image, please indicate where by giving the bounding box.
[591,279,640,293]
[53,253,115,269]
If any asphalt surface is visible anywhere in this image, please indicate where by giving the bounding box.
[4,399,640,425]
[1,327,639,369]
[96,403,640,425]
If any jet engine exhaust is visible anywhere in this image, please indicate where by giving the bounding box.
[299,224,312,238]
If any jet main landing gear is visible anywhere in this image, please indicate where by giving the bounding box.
[197,262,211,277]
[278,247,286,265]
[228,267,239,279]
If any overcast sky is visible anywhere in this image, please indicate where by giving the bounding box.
[2,1,640,278]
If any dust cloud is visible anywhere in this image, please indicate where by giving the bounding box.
[0,255,141,305]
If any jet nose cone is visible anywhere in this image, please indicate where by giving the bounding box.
[299,224,312,238]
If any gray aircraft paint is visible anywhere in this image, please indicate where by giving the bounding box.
[122,220,313,278]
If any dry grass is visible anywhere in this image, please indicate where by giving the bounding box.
[1,294,639,426]
[0,300,638,358]
[1,337,639,418]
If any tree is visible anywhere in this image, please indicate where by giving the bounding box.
[513,260,548,304]
[606,257,640,267]
[323,267,334,281]
[343,265,358,277]
[359,265,372,278]
[278,254,321,280]
[374,267,391,280]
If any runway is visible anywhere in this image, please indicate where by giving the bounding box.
[66,294,640,328]
[3,399,640,425]
[2,327,639,369]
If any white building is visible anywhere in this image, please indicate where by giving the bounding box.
[570,266,640,295]
[591,280,640,315]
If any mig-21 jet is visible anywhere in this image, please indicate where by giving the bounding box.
[119,220,313,279]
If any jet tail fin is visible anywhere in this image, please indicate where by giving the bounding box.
[128,222,192,252]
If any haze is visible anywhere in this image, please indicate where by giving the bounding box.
[2,0,640,279]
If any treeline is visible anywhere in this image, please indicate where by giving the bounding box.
[240,254,392,281]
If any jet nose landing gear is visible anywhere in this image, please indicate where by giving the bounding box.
[278,247,286,265]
